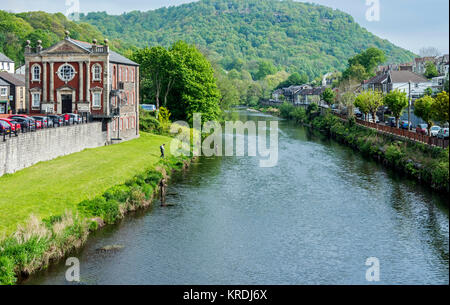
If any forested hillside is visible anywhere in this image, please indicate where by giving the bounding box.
[0,10,130,65]
[80,0,416,79]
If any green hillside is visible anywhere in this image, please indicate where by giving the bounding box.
[79,0,416,79]
[0,10,131,65]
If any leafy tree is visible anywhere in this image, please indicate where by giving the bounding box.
[354,90,383,122]
[277,72,309,88]
[342,64,368,82]
[348,47,386,77]
[131,46,177,109]
[169,41,222,123]
[424,61,439,79]
[432,91,449,125]
[414,95,435,135]
[321,88,336,105]
[254,60,277,80]
[384,90,409,127]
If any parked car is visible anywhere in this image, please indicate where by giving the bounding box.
[67,113,82,124]
[437,128,449,140]
[32,116,53,128]
[386,117,396,127]
[354,108,363,118]
[62,114,74,125]
[415,123,428,135]
[8,116,36,131]
[0,118,21,132]
[430,126,441,137]
[400,120,412,130]
[141,104,156,112]
[47,115,64,127]
[0,120,12,134]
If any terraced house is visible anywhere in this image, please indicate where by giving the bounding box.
[24,31,140,141]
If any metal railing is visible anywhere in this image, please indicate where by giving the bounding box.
[334,113,449,149]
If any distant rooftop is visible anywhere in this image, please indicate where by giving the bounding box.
[0,52,14,63]
[0,72,25,86]
[68,38,139,66]
[389,71,429,83]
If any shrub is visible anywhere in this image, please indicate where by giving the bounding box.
[279,102,295,119]
[0,256,16,285]
[139,111,162,133]
[431,161,449,192]
[385,144,405,167]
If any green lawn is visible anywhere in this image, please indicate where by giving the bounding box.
[0,132,173,236]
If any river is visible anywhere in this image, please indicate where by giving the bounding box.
[25,111,449,285]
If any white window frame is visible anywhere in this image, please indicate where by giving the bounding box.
[0,87,7,96]
[119,67,122,82]
[32,64,41,81]
[92,92,102,108]
[57,64,76,82]
[92,64,102,81]
[32,92,41,108]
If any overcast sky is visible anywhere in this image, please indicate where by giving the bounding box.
[3,0,449,54]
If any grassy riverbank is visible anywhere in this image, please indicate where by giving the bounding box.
[0,132,191,285]
[272,103,449,194]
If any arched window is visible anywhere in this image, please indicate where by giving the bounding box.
[92,64,102,81]
[32,65,41,81]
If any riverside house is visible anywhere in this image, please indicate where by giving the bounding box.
[0,72,26,114]
[24,32,140,141]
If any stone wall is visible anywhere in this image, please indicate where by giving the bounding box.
[0,122,108,176]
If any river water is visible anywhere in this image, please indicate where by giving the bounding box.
[25,111,449,285]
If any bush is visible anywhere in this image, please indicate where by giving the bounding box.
[431,161,449,192]
[78,197,120,224]
[139,111,162,134]
[279,102,295,119]
[291,107,306,123]
[0,256,16,285]
[385,144,405,167]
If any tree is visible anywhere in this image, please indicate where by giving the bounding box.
[354,92,369,121]
[354,90,383,122]
[169,41,222,123]
[432,91,449,125]
[347,48,386,77]
[131,46,176,109]
[342,63,368,82]
[384,90,408,128]
[277,72,308,88]
[321,88,336,105]
[254,60,276,80]
[424,61,438,79]
[414,95,435,136]
[339,92,356,117]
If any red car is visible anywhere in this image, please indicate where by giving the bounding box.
[0,118,21,132]
[416,123,428,135]
[8,114,42,129]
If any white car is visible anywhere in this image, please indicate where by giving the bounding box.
[437,128,449,140]
[430,126,441,137]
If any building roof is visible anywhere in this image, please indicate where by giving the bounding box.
[69,39,139,66]
[389,71,429,84]
[366,73,388,85]
[0,72,25,86]
[0,52,14,63]
[298,87,326,96]
[0,78,10,86]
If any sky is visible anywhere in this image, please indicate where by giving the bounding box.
[2,0,449,54]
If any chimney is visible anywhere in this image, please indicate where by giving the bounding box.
[104,39,109,53]
[65,30,70,40]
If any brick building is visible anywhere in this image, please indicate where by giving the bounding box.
[24,32,139,141]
